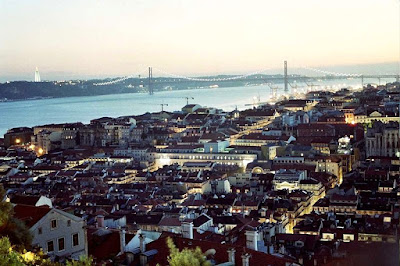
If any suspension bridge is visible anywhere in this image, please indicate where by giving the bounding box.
[93,61,400,95]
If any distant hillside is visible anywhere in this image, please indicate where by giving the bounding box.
[0,81,142,100]
[0,76,273,100]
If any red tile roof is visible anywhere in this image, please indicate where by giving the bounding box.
[13,204,51,228]
[146,234,296,266]
[10,195,41,206]
[88,228,134,261]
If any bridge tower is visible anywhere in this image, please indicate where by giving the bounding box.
[148,67,153,95]
[284,61,288,92]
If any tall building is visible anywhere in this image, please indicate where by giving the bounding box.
[366,121,400,158]
[34,67,41,82]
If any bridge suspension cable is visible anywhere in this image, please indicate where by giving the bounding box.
[93,68,147,86]
[302,66,363,77]
[93,64,396,86]
[93,67,272,85]
[152,67,272,82]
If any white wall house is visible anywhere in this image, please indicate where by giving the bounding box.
[14,205,87,260]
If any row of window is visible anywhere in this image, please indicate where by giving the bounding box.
[38,219,71,235]
[47,234,79,253]
[274,160,303,163]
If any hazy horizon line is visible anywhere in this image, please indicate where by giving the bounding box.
[1,61,399,83]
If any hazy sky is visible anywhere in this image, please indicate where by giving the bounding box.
[1,0,399,81]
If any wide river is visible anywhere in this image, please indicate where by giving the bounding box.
[0,78,390,136]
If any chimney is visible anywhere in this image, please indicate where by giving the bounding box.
[227,248,236,265]
[140,254,148,266]
[182,222,194,240]
[96,215,104,228]
[241,253,251,266]
[126,252,134,265]
[245,230,258,251]
[120,229,126,254]
[139,233,146,253]
[260,208,266,217]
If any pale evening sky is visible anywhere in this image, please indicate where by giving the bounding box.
[0,0,399,81]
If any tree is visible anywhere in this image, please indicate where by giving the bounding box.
[66,255,93,266]
[0,236,57,266]
[0,237,23,266]
[166,237,211,266]
[0,186,12,228]
[0,186,32,250]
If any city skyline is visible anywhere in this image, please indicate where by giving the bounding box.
[1,0,400,81]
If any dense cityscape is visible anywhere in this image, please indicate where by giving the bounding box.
[1,80,400,265]
[2,0,400,265]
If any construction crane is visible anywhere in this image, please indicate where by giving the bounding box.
[160,103,168,112]
[304,81,319,92]
[267,82,279,100]
[288,82,303,95]
[183,97,194,105]
[288,82,298,90]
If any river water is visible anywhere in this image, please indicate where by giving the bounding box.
[0,78,391,136]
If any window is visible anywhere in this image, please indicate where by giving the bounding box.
[67,220,71,227]
[72,233,79,247]
[51,219,57,229]
[38,227,42,235]
[47,241,54,252]
[58,238,65,251]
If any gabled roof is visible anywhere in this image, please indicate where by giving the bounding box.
[193,214,212,228]
[10,195,41,206]
[158,217,182,227]
[183,104,198,109]
[13,204,51,228]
